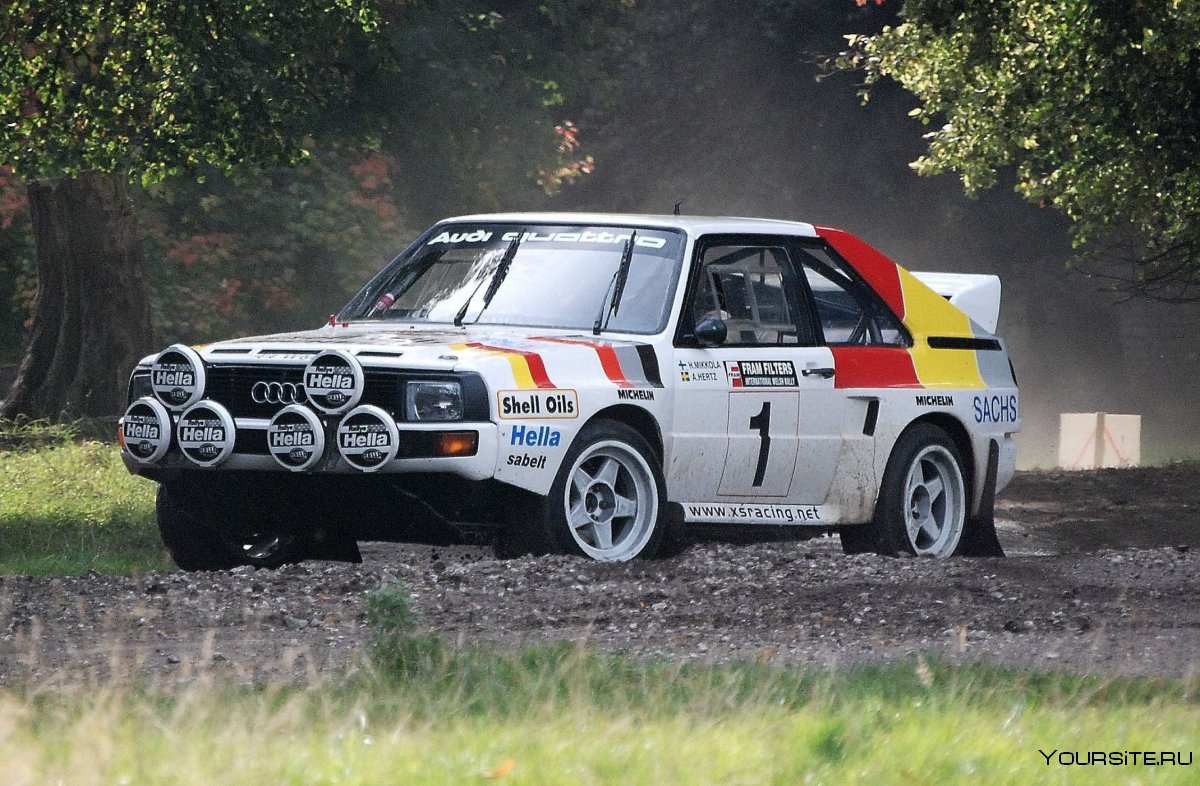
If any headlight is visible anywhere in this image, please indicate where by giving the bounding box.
[405,380,463,421]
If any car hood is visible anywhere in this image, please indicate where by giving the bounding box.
[185,323,665,390]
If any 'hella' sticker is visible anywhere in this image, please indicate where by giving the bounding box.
[303,350,364,414]
[267,404,325,471]
[120,397,172,463]
[176,400,236,467]
[336,404,399,472]
[151,344,206,410]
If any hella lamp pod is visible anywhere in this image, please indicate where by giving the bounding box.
[405,380,463,421]
[151,344,206,410]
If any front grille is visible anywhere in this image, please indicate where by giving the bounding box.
[205,365,404,420]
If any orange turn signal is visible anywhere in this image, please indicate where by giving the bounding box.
[435,431,478,457]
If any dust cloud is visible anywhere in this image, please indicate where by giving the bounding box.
[538,2,1199,467]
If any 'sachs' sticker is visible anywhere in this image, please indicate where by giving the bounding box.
[151,344,206,410]
[175,400,236,467]
[505,453,548,470]
[509,424,561,447]
[915,394,955,407]
[121,397,172,463]
[267,405,325,471]
[973,394,1018,424]
[304,349,364,414]
[677,359,723,383]
[497,389,578,419]
[336,405,399,472]
[725,361,798,388]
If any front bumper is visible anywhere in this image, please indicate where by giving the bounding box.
[121,415,499,480]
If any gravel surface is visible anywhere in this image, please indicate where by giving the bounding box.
[3,465,1199,688]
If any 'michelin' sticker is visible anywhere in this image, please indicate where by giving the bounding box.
[267,404,325,471]
[303,350,363,414]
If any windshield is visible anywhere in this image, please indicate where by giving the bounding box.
[340,224,686,334]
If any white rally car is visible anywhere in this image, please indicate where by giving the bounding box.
[120,213,1019,570]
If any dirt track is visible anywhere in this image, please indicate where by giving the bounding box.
[2,465,1199,688]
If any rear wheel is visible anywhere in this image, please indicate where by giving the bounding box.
[873,423,968,558]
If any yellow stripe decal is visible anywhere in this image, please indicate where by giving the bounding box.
[449,343,538,389]
[896,268,986,389]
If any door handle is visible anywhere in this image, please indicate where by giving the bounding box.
[801,366,835,379]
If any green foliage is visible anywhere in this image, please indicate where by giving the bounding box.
[6,654,1200,783]
[0,2,632,347]
[139,145,405,341]
[373,1,631,223]
[0,0,381,185]
[841,1,1200,300]
[0,436,167,574]
[367,582,421,636]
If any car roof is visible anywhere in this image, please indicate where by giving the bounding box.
[440,212,818,238]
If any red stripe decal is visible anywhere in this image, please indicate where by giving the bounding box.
[532,336,634,388]
[816,226,907,320]
[831,347,922,389]
[464,343,556,388]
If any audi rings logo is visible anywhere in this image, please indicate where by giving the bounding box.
[251,381,307,405]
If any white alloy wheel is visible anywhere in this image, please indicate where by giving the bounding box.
[901,443,965,557]
[562,439,659,561]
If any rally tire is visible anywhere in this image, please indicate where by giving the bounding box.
[543,420,672,561]
[156,485,240,572]
[874,423,968,558]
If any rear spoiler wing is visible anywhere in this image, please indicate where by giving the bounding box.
[910,272,1002,334]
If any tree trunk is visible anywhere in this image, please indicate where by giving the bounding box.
[1,172,153,419]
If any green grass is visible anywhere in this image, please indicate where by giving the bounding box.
[0,424,169,575]
[2,649,1198,785]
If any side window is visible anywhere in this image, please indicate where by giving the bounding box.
[797,246,907,346]
[689,243,812,346]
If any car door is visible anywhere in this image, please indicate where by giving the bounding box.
[668,237,845,511]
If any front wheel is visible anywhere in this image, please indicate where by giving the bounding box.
[506,420,673,561]
[873,423,968,558]
[157,483,307,571]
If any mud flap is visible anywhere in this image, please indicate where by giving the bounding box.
[306,531,363,563]
[957,439,1005,557]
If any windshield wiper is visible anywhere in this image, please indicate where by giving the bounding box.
[454,233,522,327]
[593,232,636,335]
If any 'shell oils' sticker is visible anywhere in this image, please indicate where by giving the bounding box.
[267,404,325,471]
[176,400,235,467]
[725,360,798,388]
[121,397,171,463]
[496,389,578,419]
[304,350,364,414]
[336,405,399,472]
[151,344,206,410]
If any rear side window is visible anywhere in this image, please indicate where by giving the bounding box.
[796,245,908,346]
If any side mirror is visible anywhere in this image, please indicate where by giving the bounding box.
[694,314,728,347]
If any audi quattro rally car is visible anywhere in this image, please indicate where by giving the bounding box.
[119,213,1020,570]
